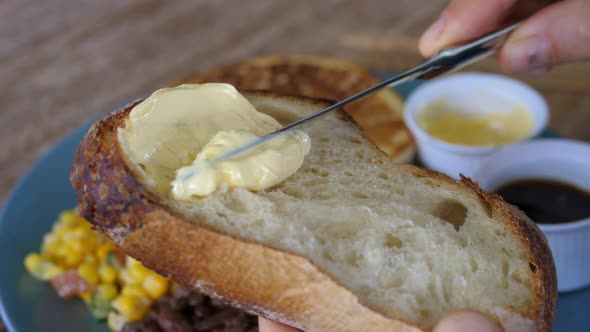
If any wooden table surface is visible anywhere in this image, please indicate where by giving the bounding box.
[1,1,589,329]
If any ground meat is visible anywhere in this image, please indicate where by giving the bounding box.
[122,292,258,332]
[123,319,162,332]
[158,307,192,332]
[49,271,90,299]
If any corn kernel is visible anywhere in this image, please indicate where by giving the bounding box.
[99,264,117,284]
[118,269,135,285]
[60,210,81,225]
[84,255,97,265]
[126,256,138,267]
[53,226,68,240]
[63,227,91,246]
[112,294,150,321]
[128,261,150,284]
[68,240,83,253]
[41,234,60,259]
[24,253,43,272]
[143,273,169,300]
[107,312,128,331]
[78,262,99,286]
[79,239,96,257]
[121,284,148,300]
[40,244,59,260]
[40,264,64,280]
[51,245,68,268]
[80,291,92,303]
[24,253,46,279]
[24,253,64,280]
[96,243,114,262]
[125,256,139,268]
[95,283,118,302]
[62,247,83,268]
[79,218,92,230]
[43,232,60,245]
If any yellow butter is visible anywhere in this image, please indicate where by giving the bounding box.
[120,83,310,198]
[172,129,310,199]
[416,99,534,146]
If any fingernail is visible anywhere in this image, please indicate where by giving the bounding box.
[420,12,448,48]
[504,35,551,74]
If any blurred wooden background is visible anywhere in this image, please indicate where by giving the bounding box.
[0,0,590,208]
[2,1,590,213]
[1,0,590,330]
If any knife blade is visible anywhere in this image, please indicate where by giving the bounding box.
[183,22,520,179]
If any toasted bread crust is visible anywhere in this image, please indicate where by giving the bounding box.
[71,93,556,332]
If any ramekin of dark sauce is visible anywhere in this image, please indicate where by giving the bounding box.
[495,179,590,225]
[472,139,590,292]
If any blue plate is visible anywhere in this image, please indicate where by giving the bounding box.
[1,81,588,331]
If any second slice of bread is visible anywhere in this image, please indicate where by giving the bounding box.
[72,91,556,332]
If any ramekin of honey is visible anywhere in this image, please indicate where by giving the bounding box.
[473,139,590,292]
[403,73,548,178]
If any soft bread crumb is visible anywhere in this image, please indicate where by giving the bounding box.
[119,95,536,329]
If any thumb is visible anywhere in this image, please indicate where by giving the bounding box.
[433,310,502,332]
[258,317,301,332]
[500,0,590,74]
[418,0,519,57]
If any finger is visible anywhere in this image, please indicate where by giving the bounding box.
[419,0,518,57]
[500,0,590,73]
[258,317,301,332]
[433,310,502,332]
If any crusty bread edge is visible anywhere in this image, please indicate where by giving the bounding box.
[403,167,557,331]
[70,93,556,332]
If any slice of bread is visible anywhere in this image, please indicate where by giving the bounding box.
[175,55,415,163]
[71,91,556,332]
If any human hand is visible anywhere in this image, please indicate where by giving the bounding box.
[418,0,590,73]
[258,310,501,332]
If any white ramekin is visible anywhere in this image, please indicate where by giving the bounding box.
[472,139,590,293]
[404,73,549,179]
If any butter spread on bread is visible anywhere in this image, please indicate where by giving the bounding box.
[173,130,310,198]
[120,83,311,198]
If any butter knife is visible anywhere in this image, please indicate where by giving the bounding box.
[190,22,521,173]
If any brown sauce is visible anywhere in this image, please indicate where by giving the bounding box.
[495,179,590,224]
